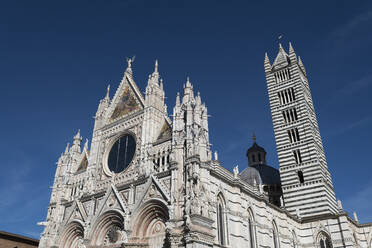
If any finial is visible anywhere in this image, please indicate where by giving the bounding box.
[253,132,256,143]
[279,43,283,50]
[289,42,294,53]
[155,59,158,73]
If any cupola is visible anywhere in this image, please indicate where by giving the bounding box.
[246,134,267,166]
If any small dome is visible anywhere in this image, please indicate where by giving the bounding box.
[240,164,281,185]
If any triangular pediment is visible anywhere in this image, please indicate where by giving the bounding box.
[96,184,128,217]
[133,176,170,211]
[107,72,145,123]
[64,200,87,224]
[76,155,88,173]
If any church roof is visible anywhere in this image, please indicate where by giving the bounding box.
[239,164,281,185]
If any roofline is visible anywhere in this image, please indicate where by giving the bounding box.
[0,230,39,245]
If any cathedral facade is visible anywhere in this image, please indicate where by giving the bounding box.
[39,44,372,248]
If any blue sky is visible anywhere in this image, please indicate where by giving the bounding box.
[1,0,371,239]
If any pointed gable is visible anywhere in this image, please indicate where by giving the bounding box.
[272,44,290,70]
[106,67,145,123]
[110,85,140,121]
[156,121,172,142]
[76,155,88,173]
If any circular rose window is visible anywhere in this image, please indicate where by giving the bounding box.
[107,134,136,174]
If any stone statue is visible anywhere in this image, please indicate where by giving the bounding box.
[233,165,239,178]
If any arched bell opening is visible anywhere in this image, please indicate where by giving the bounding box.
[90,210,126,246]
[132,199,169,247]
[59,221,84,248]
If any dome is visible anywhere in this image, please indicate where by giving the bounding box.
[239,164,281,186]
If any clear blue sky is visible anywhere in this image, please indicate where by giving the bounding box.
[1,0,371,239]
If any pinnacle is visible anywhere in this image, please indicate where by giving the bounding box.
[105,85,110,99]
[154,59,158,73]
[74,129,82,141]
[264,52,270,63]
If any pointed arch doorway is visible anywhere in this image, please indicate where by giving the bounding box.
[132,199,170,248]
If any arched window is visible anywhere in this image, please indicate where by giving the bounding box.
[298,171,304,184]
[272,221,280,248]
[317,231,332,248]
[217,193,228,246]
[247,209,256,248]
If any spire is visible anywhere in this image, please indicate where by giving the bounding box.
[74,129,81,141]
[272,43,289,69]
[253,132,256,143]
[105,85,110,100]
[64,143,70,154]
[298,56,306,76]
[264,52,271,73]
[183,76,194,102]
[83,138,89,152]
[196,91,201,105]
[155,59,158,73]
[71,130,82,153]
[186,76,192,88]
[288,42,297,63]
[176,92,180,106]
[147,59,160,86]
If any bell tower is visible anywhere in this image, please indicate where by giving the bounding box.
[264,43,338,217]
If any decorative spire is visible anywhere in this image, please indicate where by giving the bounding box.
[105,85,110,100]
[155,59,158,73]
[64,143,70,154]
[279,43,284,51]
[74,129,81,141]
[264,52,271,73]
[83,139,89,152]
[353,212,359,223]
[176,92,180,106]
[272,43,289,68]
[196,91,201,105]
[186,76,192,88]
[253,132,256,143]
[289,42,295,54]
[288,42,297,63]
[298,56,306,75]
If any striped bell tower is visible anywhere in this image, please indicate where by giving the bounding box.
[264,43,338,218]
